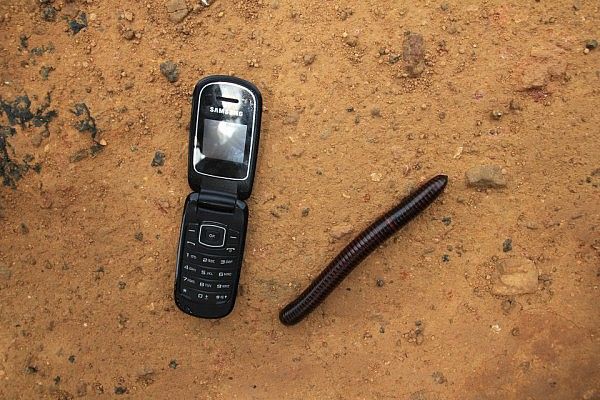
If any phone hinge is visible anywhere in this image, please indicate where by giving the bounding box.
[196,189,237,213]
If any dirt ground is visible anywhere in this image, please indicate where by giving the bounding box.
[0,0,599,399]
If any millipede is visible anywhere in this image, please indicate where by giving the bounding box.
[279,174,449,326]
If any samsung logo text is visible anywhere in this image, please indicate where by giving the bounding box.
[209,107,243,117]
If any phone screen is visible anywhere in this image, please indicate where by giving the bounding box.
[202,119,247,164]
[193,82,257,180]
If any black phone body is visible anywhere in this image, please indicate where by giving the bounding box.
[174,76,262,318]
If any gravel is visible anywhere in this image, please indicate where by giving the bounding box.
[585,39,598,50]
[465,165,507,188]
[40,65,54,80]
[503,238,513,252]
[160,61,179,83]
[114,386,127,395]
[166,0,189,23]
[41,6,57,21]
[491,110,503,120]
[68,11,88,34]
[492,257,539,295]
[151,151,166,167]
[303,53,316,66]
[72,103,98,139]
[329,223,353,240]
[122,29,135,40]
[402,32,426,77]
[0,95,55,187]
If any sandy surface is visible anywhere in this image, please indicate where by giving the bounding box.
[1,0,599,399]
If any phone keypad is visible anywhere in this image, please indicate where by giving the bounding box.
[179,222,241,305]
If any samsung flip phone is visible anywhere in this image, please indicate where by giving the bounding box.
[174,75,262,318]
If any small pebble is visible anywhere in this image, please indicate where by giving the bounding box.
[122,29,135,40]
[492,257,538,295]
[465,164,507,188]
[114,386,127,395]
[585,39,598,50]
[344,34,358,47]
[26,365,38,374]
[491,110,503,120]
[166,0,189,23]
[41,6,57,21]
[19,33,28,48]
[402,32,426,77]
[376,278,385,287]
[503,238,513,252]
[509,99,522,111]
[501,299,514,313]
[160,61,179,83]
[151,151,166,167]
[538,273,552,284]
[68,11,88,35]
[370,172,382,182]
[303,53,316,66]
[330,223,353,240]
[388,53,401,64]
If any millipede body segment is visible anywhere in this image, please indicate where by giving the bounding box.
[279,174,449,326]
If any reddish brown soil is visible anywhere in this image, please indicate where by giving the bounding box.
[0,1,599,399]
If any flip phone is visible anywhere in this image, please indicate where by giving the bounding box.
[174,76,262,318]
